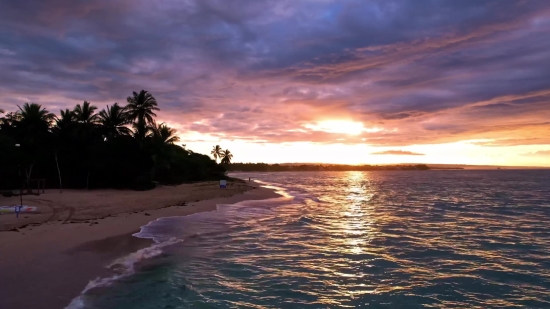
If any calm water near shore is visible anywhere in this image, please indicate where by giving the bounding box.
[69,170,550,308]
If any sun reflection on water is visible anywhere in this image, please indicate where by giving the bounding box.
[335,171,378,255]
[90,171,550,309]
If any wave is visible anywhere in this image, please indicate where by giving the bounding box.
[65,180,320,309]
[253,179,322,204]
[64,237,182,309]
[297,215,318,225]
[65,180,300,309]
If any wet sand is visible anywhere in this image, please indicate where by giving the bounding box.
[0,181,279,309]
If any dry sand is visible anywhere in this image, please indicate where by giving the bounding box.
[0,180,257,231]
[0,180,280,309]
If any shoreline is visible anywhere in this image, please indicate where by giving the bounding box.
[0,181,280,309]
[0,180,253,232]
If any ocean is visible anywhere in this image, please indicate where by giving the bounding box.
[68,170,550,309]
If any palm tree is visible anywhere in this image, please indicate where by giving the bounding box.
[0,108,4,114]
[18,103,56,131]
[53,108,77,145]
[16,103,56,191]
[130,121,150,140]
[98,103,131,139]
[220,149,233,165]
[73,101,99,124]
[56,109,75,129]
[125,90,159,140]
[73,102,101,189]
[148,122,180,179]
[211,145,222,163]
[150,122,179,144]
[52,109,76,193]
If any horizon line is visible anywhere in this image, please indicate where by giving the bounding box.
[228,162,550,168]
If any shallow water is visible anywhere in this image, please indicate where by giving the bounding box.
[72,170,550,308]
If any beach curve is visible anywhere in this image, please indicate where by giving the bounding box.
[0,180,279,309]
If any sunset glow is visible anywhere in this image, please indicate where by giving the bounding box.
[303,120,379,136]
[1,0,550,167]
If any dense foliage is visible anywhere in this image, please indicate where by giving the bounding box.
[0,90,226,191]
[227,163,430,172]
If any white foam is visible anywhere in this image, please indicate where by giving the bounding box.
[132,209,221,243]
[108,237,181,272]
[64,238,182,309]
[65,178,297,308]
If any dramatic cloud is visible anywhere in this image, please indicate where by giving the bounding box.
[371,150,425,156]
[0,0,549,152]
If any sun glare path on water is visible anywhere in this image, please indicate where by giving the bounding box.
[78,171,550,308]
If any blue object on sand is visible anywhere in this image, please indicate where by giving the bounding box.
[0,205,37,214]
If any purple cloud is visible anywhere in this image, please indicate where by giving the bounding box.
[0,0,549,148]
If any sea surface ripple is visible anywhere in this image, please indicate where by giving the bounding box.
[78,170,550,309]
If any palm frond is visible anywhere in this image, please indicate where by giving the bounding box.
[125,90,159,140]
[211,144,223,161]
[99,103,131,139]
[149,122,179,145]
[74,101,99,124]
[220,149,233,164]
[17,103,56,128]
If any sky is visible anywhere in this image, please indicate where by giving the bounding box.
[1,0,549,166]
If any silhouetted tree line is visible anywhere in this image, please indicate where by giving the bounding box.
[0,90,226,191]
[227,163,430,172]
[210,145,233,165]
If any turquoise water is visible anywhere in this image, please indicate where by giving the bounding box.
[70,171,550,308]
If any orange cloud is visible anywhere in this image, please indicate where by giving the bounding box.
[522,150,550,156]
[371,150,425,156]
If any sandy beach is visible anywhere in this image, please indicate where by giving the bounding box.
[0,180,279,309]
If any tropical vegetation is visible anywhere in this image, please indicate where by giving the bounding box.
[220,149,233,165]
[211,145,222,163]
[0,90,226,191]
[210,145,234,165]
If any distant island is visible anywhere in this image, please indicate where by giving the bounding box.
[228,163,550,172]
[227,163,430,172]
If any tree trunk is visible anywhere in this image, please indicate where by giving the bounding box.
[86,171,90,190]
[55,152,62,193]
[25,164,33,194]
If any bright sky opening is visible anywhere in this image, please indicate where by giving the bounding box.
[1,0,550,166]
